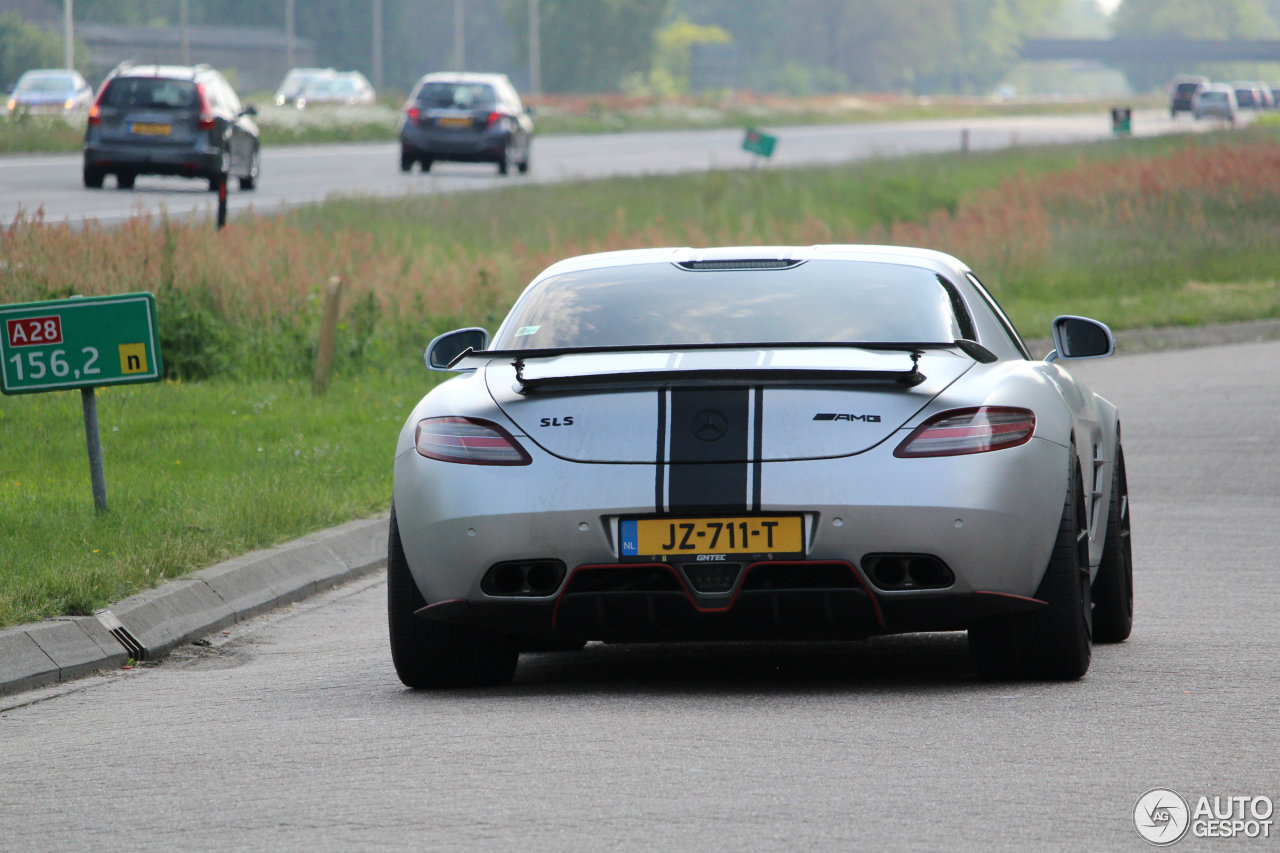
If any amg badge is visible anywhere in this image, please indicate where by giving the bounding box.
[813,413,882,422]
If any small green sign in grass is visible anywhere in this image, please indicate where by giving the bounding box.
[1,293,163,513]
[0,293,162,395]
[742,127,777,158]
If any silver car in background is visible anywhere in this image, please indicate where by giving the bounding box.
[6,69,92,113]
[1194,85,1238,122]
[390,245,1133,688]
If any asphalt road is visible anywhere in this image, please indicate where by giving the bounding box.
[2,338,1277,852]
[0,108,1233,226]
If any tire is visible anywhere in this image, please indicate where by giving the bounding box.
[116,172,136,190]
[387,506,519,688]
[517,151,530,175]
[208,148,230,192]
[239,147,259,191]
[969,451,1092,680]
[83,166,105,189]
[421,159,432,173]
[399,147,414,173]
[497,141,510,175]
[1092,444,1133,643]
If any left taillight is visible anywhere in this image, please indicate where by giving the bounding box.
[893,407,1036,458]
[87,85,107,126]
[486,111,505,128]
[415,417,531,466]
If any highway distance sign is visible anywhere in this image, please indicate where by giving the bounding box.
[0,293,163,395]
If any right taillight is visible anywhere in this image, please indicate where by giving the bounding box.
[415,417,531,466]
[196,83,216,130]
[893,407,1035,458]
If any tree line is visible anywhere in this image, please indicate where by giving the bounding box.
[5,0,1280,96]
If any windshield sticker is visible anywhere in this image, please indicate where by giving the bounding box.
[516,326,540,337]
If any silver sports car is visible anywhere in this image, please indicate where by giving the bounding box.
[390,245,1133,687]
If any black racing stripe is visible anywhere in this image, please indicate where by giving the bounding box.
[667,388,750,513]
[655,389,667,512]
[752,387,764,511]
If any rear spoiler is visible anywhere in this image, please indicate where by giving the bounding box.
[447,340,1001,393]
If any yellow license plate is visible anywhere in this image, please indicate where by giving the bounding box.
[620,516,803,559]
[131,122,171,136]
[437,116,471,128]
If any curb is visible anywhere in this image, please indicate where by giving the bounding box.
[0,514,388,698]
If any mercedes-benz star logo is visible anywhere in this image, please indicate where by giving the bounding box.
[692,409,729,442]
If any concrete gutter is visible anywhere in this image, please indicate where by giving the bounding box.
[0,515,388,698]
[5,317,1280,699]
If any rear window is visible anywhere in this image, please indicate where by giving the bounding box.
[102,77,199,110]
[495,260,969,350]
[415,82,496,109]
[16,74,75,94]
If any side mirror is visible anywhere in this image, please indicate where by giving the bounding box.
[425,327,489,371]
[242,104,258,117]
[1048,315,1115,361]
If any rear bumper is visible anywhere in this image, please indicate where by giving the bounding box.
[415,576,1046,642]
[399,124,508,161]
[84,142,220,178]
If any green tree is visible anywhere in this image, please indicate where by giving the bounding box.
[0,12,68,86]
[646,16,731,95]
[670,0,1063,94]
[1112,0,1278,91]
[509,0,673,92]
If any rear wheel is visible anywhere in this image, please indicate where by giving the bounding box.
[1092,444,1133,642]
[399,147,414,173]
[969,451,1092,680]
[497,141,510,175]
[116,172,136,190]
[517,150,531,175]
[387,507,519,688]
[239,147,259,190]
[83,166,105,189]
[208,148,230,192]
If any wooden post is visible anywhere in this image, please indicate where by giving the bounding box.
[313,276,343,395]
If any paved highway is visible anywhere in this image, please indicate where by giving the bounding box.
[0,108,1229,227]
[2,338,1277,851]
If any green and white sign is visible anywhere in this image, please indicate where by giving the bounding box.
[742,127,777,158]
[0,293,163,395]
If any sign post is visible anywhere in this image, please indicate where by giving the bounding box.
[1,293,163,512]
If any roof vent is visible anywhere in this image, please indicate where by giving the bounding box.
[676,259,803,271]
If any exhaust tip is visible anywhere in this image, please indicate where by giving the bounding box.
[482,559,567,597]
[862,554,955,591]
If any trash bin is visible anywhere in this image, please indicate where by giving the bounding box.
[1110,107,1132,135]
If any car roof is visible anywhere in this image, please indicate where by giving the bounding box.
[19,69,80,79]
[113,64,210,81]
[532,245,972,281]
[418,72,512,85]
